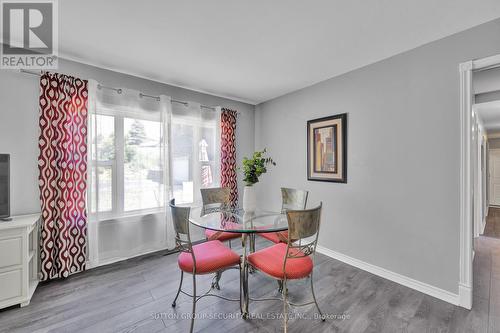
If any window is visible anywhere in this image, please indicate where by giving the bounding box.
[124,118,163,211]
[89,98,220,218]
[171,105,220,204]
[90,112,164,217]
[90,114,115,213]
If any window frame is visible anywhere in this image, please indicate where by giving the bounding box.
[90,105,221,219]
[91,109,165,220]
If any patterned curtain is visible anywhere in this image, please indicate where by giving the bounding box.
[221,108,238,207]
[38,72,88,280]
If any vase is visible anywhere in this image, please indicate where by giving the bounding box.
[242,185,257,212]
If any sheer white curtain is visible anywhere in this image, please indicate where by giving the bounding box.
[170,102,221,241]
[86,81,222,267]
[87,80,175,267]
[171,102,221,202]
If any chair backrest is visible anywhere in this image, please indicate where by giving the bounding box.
[169,198,192,252]
[200,187,231,215]
[281,187,308,213]
[285,203,322,258]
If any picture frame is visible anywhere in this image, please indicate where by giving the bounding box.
[307,113,347,183]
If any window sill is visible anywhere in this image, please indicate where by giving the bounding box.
[90,207,165,223]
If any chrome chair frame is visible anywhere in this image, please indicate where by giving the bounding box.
[200,187,232,215]
[200,187,242,288]
[259,188,309,244]
[169,199,241,333]
[280,187,309,213]
[273,188,309,293]
[246,203,325,333]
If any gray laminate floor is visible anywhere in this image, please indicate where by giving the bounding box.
[0,236,499,333]
[484,207,500,239]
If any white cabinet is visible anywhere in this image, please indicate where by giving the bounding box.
[0,214,40,309]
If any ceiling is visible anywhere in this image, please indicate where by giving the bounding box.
[59,1,500,104]
[475,101,500,133]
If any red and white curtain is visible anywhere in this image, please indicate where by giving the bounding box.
[221,108,238,207]
[38,72,88,280]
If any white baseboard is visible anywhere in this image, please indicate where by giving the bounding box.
[458,283,472,309]
[86,244,170,269]
[316,245,459,306]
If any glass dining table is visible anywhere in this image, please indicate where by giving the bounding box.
[189,206,288,318]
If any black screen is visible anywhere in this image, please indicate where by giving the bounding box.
[0,154,9,218]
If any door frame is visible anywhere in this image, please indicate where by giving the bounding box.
[459,53,500,309]
[488,148,500,207]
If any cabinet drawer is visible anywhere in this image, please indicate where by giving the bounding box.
[0,237,22,268]
[0,269,22,300]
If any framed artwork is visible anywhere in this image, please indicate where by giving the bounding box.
[307,113,347,183]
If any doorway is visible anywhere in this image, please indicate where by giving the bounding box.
[485,147,500,238]
[459,54,500,309]
[490,149,500,207]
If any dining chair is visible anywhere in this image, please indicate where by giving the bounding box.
[200,187,241,246]
[259,187,308,244]
[200,187,242,290]
[247,203,325,332]
[169,199,241,333]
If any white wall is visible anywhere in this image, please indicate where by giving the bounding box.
[0,70,39,216]
[474,66,500,94]
[474,65,500,103]
[0,58,255,216]
[255,18,500,294]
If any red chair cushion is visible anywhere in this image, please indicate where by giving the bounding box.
[259,231,288,243]
[205,229,241,241]
[178,240,240,274]
[247,243,313,280]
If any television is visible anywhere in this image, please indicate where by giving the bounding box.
[0,154,10,219]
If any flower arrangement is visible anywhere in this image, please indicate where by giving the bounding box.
[241,148,276,186]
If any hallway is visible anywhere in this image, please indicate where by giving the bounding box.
[475,207,500,332]
[484,207,500,239]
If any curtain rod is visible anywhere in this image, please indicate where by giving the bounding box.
[19,69,219,111]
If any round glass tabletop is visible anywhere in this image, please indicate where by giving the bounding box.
[188,206,288,234]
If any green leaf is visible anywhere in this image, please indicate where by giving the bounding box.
[240,148,276,185]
